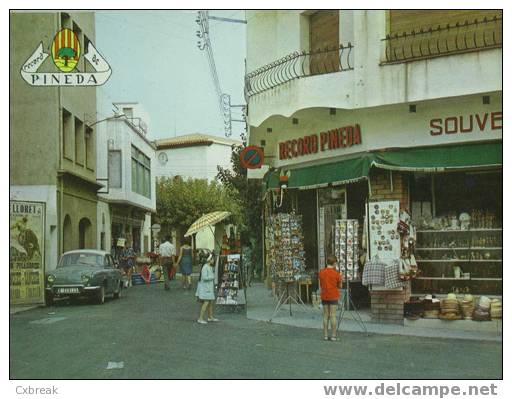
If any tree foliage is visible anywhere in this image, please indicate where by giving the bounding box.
[58,47,76,66]
[155,177,243,236]
[217,143,263,261]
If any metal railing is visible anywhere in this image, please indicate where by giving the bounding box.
[244,43,354,98]
[382,15,502,64]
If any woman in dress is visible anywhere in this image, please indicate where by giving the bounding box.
[176,237,193,289]
[196,253,219,324]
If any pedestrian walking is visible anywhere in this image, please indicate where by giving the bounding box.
[196,253,219,324]
[120,241,135,288]
[159,235,176,291]
[318,255,342,341]
[176,237,193,289]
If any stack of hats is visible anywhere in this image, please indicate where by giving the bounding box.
[440,293,460,320]
[423,294,440,319]
[490,298,502,320]
[460,294,475,320]
[473,296,491,321]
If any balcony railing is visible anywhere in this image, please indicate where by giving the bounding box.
[382,15,502,64]
[244,43,354,98]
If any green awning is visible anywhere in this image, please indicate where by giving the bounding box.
[265,141,502,190]
[372,141,502,172]
[265,154,373,190]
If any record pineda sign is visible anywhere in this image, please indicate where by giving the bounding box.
[278,124,362,160]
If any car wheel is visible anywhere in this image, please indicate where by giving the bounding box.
[113,281,122,299]
[45,291,54,306]
[95,286,105,305]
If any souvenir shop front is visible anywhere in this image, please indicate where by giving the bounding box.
[260,99,502,324]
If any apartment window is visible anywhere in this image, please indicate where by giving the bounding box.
[309,10,340,74]
[74,117,85,166]
[60,12,71,29]
[62,108,73,160]
[385,10,502,63]
[108,150,122,188]
[85,126,94,170]
[131,145,151,198]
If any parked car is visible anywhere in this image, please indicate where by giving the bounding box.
[45,250,123,305]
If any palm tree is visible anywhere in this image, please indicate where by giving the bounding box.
[57,47,76,67]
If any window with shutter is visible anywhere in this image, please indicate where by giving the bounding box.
[385,10,502,63]
[309,11,340,74]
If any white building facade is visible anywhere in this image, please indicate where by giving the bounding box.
[246,10,502,324]
[96,102,157,255]
[154,134,241,182]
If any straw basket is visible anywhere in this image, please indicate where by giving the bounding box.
[441,299,459,313]
[423,309,440,319]
[478,296,491,310]
[460,296,475,320]
[490,299,502,320]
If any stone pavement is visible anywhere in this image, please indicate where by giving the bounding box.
[245,283,502,342]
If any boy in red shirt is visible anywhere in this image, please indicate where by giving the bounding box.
[318,255,342,341]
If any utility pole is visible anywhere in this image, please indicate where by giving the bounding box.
[196,11,246,138]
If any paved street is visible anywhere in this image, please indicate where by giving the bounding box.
[10,281,502,379]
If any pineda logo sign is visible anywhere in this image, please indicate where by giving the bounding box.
[21,28,112,86]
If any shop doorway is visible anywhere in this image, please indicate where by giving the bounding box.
[132,227,141,254]
[297,189,318,272]
[78,217,92,249]
[317,187,347,270]
[63,214,72,253]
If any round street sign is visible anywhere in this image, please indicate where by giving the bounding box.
[240,146,264,169]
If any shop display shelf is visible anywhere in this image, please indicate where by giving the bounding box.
[416,247,470,250]
[416,277,502,281]
[417,259,502,262]
[416,277,470,280]
[417,228,502,233]
[469,278,503,281]
[470,247,502,250]
[412,292,503,299]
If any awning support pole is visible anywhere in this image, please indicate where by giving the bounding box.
[368,176,372,198]
[390,170,394,192]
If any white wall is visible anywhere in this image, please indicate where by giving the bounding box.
[97,117,156,212]
[10,185,59,272]
[142,213,152,253]
[246,10,502,128]
[155,143,234,182]
[96,200,111,252]
[250,92,502,168]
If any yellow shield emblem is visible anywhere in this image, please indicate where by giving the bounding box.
[51,29,80,72]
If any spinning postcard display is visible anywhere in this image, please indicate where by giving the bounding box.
[217,254,241,305]
[270,213,306,281]
[335,220,359,281]
[369,200,401,260]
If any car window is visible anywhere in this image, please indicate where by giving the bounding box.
[58,253,104,267]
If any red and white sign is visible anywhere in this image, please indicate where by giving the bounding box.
[279,124,362,160]
[429,111,502,136]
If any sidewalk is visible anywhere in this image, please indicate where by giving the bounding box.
[10,304,41,315]
[245,283,502,342]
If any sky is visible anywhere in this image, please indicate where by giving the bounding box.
[95,10,247,141]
